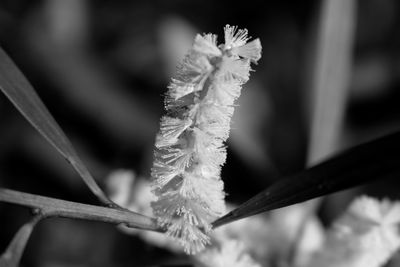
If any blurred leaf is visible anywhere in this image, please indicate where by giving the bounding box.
[307,0,356,165]
[291,0,357,263]
[0,47,111,206]
[0,216,41,267]
[213,130,400,227]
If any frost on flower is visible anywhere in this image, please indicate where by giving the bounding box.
[106,171,183,253]
[150,25,262,254]
[306,196,400,267]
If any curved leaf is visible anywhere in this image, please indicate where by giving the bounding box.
[0,216,41,267]
[213,131,400,228]
[0,47,112,206]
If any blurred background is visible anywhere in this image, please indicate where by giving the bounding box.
[0,0,400,266]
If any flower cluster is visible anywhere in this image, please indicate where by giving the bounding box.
[150,25,262,254]
[307,196,400,267]
[196,240,262,267]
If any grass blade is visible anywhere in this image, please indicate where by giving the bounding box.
[213,130,400,228]
[0,216,41,267]
[0,47,112,206]
[287,0,357,263]
[307,0,356,165]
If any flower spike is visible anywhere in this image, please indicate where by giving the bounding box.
[151,25,262,254]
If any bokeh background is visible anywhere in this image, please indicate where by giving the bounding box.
[0,0,400,266]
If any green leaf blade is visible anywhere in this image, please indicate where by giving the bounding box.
[213,131,400,228]
[0,47,111,205]
[0,216,41,267]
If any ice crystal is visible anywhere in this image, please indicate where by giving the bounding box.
[150,25,262,254]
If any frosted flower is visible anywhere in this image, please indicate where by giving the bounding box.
[196,240,262,267]
[151,25,262,254]
[306,196,400,267]
[223,25,262,63]
[193,34,221,57]
[106,172,183,253]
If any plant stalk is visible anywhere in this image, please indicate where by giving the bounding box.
[0,188,163,232]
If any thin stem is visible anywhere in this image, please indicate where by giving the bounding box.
[0,215,42,267]
[0,47,115,207]
[0,188,163,232]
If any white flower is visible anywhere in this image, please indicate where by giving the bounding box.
[224,25,250,49]
[105,169,136,207]
[223,25,262,63]
[193,34,221,57]
[306,196,400,267]
[151,25,262,254]
[156,116,193,148]
[105,172,183,253]
[196,240,262,267]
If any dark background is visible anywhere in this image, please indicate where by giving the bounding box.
[0,0,400,266]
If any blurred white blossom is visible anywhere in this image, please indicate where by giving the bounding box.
[215,204,324,266]
[195,239,262,267]
[107,170,400,267]
[151,25,262,254]
[105,169,136,207]
[305,196,400,267]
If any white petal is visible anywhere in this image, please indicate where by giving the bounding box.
[168,79,196,100]
[168,217,211,254]
[193,33,222,57]
[176,54,212,83]
[155,116,192,148]
[181,172,226,216]
[218,57,251,83]
[151,160,181,188]
[224,25,249,49]
[159,146,194,171]
[233,38,262,63]
[208,80,242,106]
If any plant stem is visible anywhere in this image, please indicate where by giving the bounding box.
[0,188,163,232]
[0,215,42,267]
[0,47,116,208]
